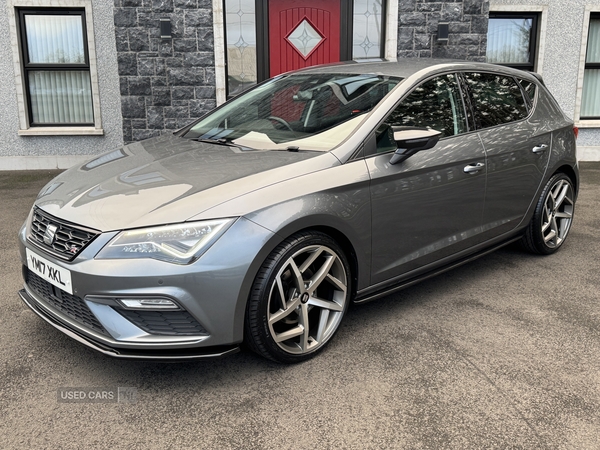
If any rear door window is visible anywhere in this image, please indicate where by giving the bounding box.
[463,72,529,129]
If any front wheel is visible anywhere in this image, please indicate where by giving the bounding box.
[522,173,575,255]
[245,231,351,363]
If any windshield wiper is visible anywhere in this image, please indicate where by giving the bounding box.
[194,137,232,146]
[193,137,253,151]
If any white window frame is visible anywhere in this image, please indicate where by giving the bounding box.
[488,4,548,74]
[574,6,600,128]
[8,0,103,136]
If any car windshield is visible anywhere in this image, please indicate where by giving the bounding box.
[183,73,402,151]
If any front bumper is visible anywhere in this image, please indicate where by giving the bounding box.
[19,288,239,360]
[18,216,275,360]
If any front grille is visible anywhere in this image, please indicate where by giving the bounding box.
[115,309,208,336]
[25,269,108,336]
[29,208,100,261]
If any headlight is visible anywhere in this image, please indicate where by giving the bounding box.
[96,219,235,264]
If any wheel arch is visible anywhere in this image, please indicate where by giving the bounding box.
[232,216,367,343]
[553,164,580,198]
[305,225,359,299]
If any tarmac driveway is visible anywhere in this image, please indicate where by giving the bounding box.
[1,164,599,449]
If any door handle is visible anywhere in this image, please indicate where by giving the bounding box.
[464,162,485,174]
[532,144,549,154]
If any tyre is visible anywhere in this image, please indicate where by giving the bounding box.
[522,173,575,255]
[245,231,351,363]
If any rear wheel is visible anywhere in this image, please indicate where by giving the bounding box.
[245,231,351,363]
[522,173,575,255]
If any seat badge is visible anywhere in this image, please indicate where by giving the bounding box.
[43,224,58,246]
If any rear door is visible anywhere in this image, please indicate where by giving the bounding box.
[366,73,487,285]
[462,72,551,240]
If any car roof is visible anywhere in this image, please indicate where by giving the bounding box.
[294,58,541,83]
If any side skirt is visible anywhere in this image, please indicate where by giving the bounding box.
[354,235,523,304]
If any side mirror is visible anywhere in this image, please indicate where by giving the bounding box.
[389,126,442,165]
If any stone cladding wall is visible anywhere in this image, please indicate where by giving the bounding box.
[114,0,216,142]
[397,0,489,61]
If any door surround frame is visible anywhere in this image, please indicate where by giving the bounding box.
[212,0,398,105]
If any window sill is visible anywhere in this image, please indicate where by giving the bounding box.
[18,127,104,136]
[575,120,600,128]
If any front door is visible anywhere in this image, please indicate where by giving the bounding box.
[367,73,487,285]
[268,0,342,77]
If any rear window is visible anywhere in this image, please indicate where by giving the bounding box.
[463,72,529,129]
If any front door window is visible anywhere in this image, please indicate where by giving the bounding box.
[374,74,469,154]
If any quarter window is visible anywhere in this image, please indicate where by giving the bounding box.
[518,79,536,102]
[463,73,529,129]
[18,9,94,126]
[581,14,600,119]
[487,13,539,71]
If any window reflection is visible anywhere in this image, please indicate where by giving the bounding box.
[376,74,467,154]
[517,78,537,109]
[185,73,401,151]
[487,17,532,64]
[463,73,528,128]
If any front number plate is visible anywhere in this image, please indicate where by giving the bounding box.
[26,248,73,295]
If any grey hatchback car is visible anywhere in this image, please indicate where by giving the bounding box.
[18,59,578,363]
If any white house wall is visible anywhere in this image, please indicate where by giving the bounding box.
[491,1,600,161]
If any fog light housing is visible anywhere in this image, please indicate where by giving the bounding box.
[119,298,180,310]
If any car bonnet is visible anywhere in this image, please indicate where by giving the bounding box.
[34,134,339,231]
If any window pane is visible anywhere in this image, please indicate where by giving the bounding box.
[518,79,536,103]
[383,74,467,139]
[225,0,257,96]
[487,18,532,64]
[464,73,528,128]
[25,15,85,64]
[586,19,600,63]
[353,0,384,59]
[581,69,600,117]
[28,71,93,124]
[184,73,400,151]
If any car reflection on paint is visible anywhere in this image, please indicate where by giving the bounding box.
[18,59,578,363]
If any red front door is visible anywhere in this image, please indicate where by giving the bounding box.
[269,0,341,77]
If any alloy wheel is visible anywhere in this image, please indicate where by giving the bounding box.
[541,178,574,249]
[266,244,348,355]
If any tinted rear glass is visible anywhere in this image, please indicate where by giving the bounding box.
[463,72,529,129]
[518,79,537,106]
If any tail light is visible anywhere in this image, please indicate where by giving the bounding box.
[573,126,579,139]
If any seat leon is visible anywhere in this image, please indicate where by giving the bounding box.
[18,59,578,363]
